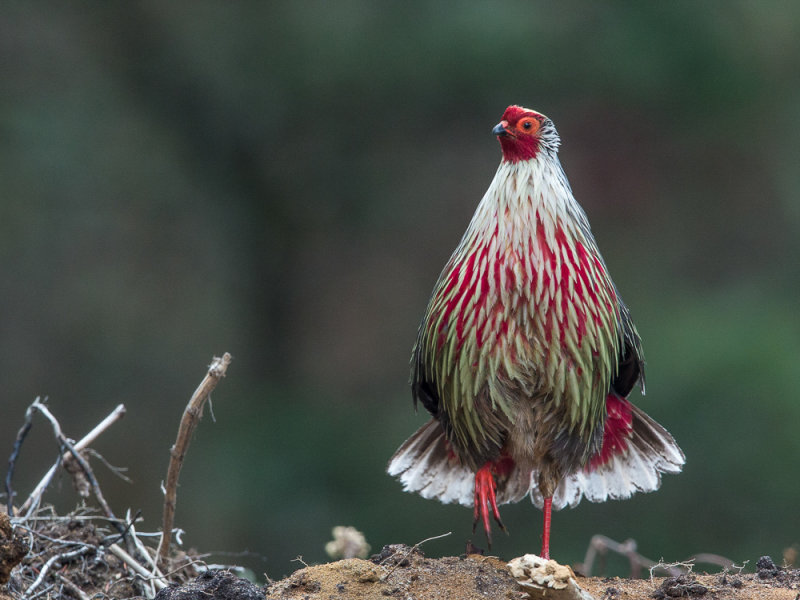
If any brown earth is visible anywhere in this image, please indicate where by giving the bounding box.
[257,545,800,600]
[3,527,800,600]
[0,514,27,587]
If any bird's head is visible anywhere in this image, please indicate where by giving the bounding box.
[493,105,559,163]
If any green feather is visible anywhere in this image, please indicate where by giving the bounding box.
[412,158,634,465]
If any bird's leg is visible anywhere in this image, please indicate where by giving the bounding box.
[473,462,506,546]
[540,496,552,559]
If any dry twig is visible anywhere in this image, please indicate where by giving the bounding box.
[56,573,92,600]
[18,403,126,517]
[580,535,663,578]
[109,543,168,593]
[6,403,36,514]
[691,553,735,571]
[579,534,737,579]
[22,399,124,536]
[157,352,232,565]
[24,545,93,598]
[5,385,225,599]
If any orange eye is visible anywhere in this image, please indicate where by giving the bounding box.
[518,118,540,134]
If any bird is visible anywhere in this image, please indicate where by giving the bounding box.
[387,105,684,559]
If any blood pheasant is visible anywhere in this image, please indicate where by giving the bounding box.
[388,105,684,559]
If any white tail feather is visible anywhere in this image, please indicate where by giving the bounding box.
[388,419,475,506]
[388,419,531,507]
[390,404,684,512]
[531,404,684,509]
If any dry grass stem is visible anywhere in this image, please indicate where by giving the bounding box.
[157,352,232,565]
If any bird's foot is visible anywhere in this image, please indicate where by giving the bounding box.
[472,463,507,547]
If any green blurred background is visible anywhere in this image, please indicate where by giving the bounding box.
[2,1,799,579]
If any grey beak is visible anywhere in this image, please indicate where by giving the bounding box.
[492,123,507,136]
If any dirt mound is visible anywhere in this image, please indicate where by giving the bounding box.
[263,545,800,600]
[5,528,800,600]
[266,544,525,600]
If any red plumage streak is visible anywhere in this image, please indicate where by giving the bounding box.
[434,220,609,354]
[432,216,615,555]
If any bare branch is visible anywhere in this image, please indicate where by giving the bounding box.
[56,573,92,600]
[109,543,168,594]
[689,553,735,571]
[6,403,36,515]
[24,545,93,598]
[157,353,232,565]
[24,400,123,534]
[19,403,126,517]
[578,534,736,580]
[125,508,169,593]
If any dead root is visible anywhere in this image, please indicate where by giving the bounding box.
[2,505,200,599]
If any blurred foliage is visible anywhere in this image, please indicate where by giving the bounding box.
[1,0,799,579]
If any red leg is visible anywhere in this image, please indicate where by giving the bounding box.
[473,463,506,546]
[540,496,552,559]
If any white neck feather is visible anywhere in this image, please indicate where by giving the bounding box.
[459,157,593,261]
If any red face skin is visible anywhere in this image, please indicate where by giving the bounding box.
[494,105,546,163]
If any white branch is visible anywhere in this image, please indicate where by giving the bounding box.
[18,404,126,517]
[109,543,168,595]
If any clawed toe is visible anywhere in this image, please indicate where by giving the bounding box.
[473,463,507,547]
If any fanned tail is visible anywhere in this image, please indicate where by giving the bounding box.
[531,401,685,510]
[388,419,530,507]
[390,402,683,512]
